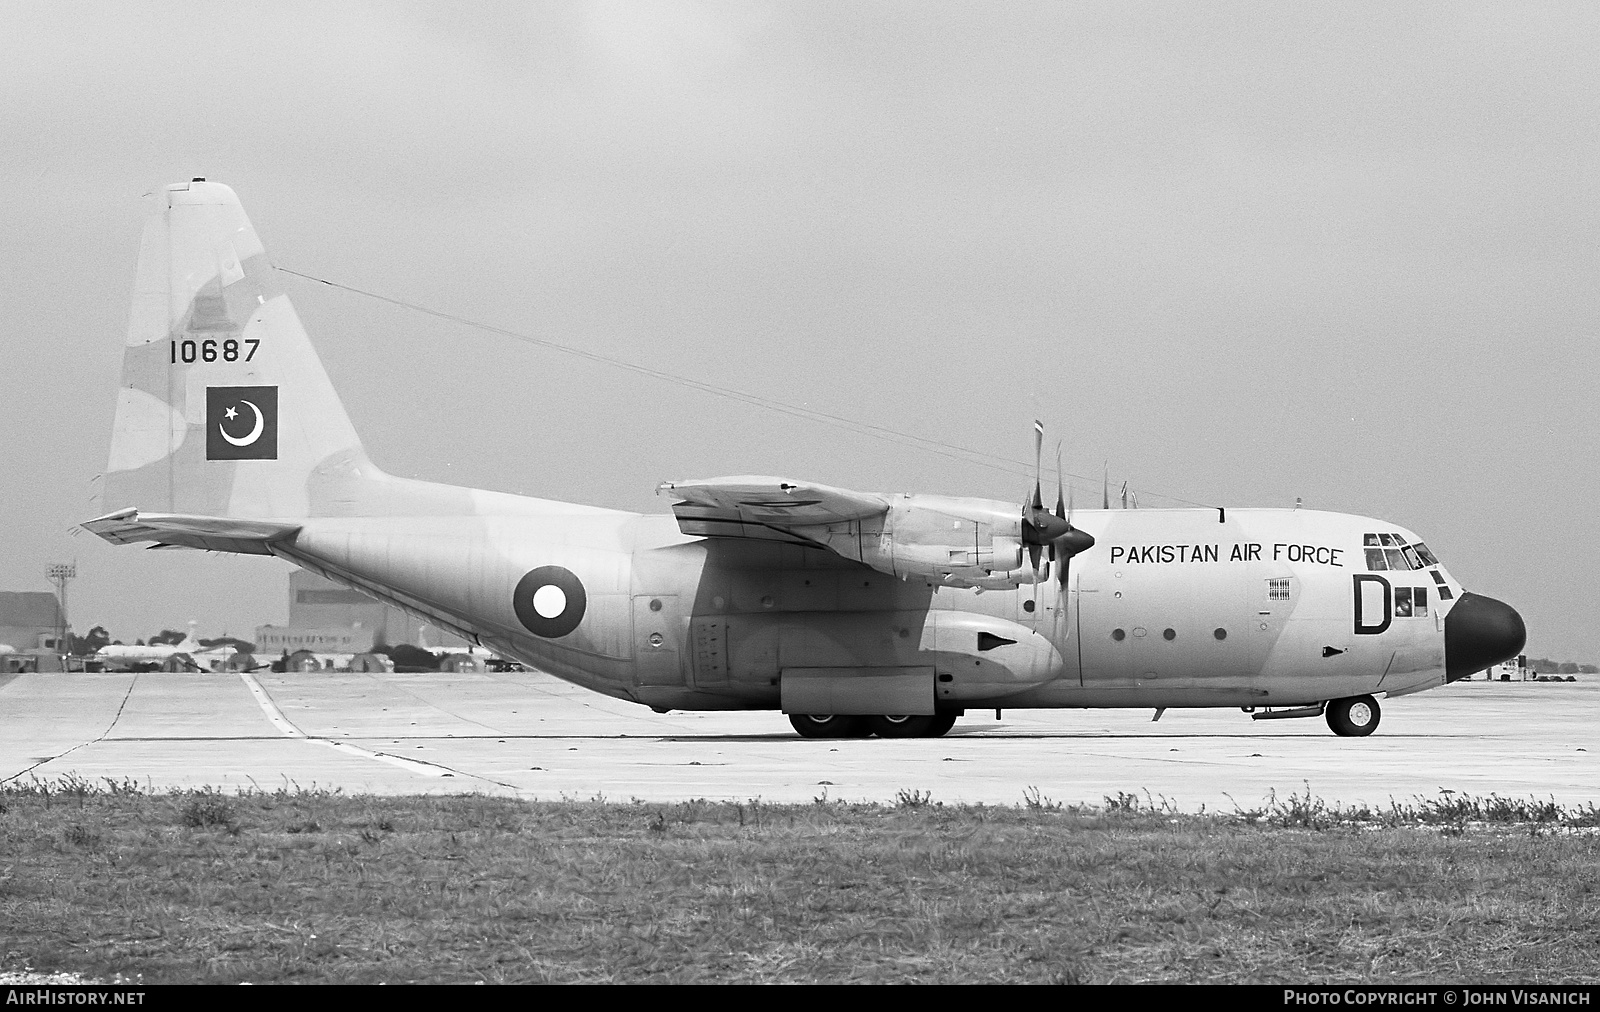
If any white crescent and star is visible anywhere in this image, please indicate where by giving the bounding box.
[218,399,265,447]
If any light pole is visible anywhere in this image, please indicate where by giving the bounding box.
[46,563,75,671]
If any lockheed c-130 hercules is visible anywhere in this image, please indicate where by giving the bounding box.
[85,181,1526,739]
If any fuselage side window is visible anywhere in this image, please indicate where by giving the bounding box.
[1379,533,1397,547]
[1384,547,1409,571]
[1365,548,1388,570]
[1395,587,1413,617]
[1415,586,1428,616]
[1364,534,1381,547]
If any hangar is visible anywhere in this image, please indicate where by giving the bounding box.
[0,591,66,672]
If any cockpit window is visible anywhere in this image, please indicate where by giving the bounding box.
[1363,532,1429,571]
[1429,568,1454,600]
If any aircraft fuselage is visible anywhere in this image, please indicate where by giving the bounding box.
[277,503,1471,715]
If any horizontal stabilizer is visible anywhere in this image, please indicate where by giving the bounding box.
[82,508,301,555]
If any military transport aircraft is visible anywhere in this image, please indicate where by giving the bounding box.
[83,181,1525,738]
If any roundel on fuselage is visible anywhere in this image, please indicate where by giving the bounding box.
[513,566,587,639]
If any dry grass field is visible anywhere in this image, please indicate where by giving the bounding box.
[2,780,1599,984]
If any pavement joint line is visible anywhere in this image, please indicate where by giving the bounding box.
[320,740,461,779]
[1,674,139,785]
[237,670,308,738]
[238,670,517,788]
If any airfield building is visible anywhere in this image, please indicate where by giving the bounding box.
[0,591,66,673]
[253,571,465,658]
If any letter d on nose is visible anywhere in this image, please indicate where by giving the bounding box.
[1353,574,1391,635]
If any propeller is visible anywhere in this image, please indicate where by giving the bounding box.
[1022,422,1072,555]
[1020,424,1095,617]
[1051,447,1094,589]
[1021,422,1052,623]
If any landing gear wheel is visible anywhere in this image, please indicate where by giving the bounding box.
[864,713,960,738]
[866,714,937,738]
[788,714,866,739]
[1325,695,1381,737]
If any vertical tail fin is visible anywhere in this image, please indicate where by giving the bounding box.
[102,180,374,520]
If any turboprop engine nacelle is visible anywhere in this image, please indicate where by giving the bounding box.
[803,494,1040,587]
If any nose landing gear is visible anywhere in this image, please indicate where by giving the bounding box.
[1325,694,1381,737]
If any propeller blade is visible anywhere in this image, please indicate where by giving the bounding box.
[1023,421,1049,548]
[1031,419,1044,510]
[1054,444,1066,520]
[1049,445,1065,562]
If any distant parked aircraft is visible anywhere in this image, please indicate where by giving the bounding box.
[96,621,201,669]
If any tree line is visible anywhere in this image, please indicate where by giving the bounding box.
[1523,657,1598,675]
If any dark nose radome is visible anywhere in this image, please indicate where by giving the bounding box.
[1445,592,1527,682]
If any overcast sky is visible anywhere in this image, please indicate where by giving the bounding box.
[2,1,1596,661]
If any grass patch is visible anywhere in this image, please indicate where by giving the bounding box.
[2,780,1599,983]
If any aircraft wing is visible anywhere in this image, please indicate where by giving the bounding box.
[82,508,301,555]
[659,476,888,545]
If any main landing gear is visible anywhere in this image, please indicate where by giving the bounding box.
[788,713,959,739]
[1325,694,1381,737]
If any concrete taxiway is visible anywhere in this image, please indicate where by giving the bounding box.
[1,670,1595,810]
